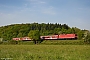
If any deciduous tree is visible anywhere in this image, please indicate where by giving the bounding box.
[28,30,40,44]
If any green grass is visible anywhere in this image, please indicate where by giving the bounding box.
[41,40,85,45]
[0,45,90,60]
[1,40,85,45]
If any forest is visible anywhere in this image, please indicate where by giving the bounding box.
[0,23,87,41]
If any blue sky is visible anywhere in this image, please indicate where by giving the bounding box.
[0,0,90,30]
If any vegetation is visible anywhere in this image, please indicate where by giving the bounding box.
[0,23,87,41]
[0,23,89,60]
[0,22,90,44]
[84,31,90,44]
[28,30,40,44]
[0,45,90,60]
[41,40,85,45]
[0,40,86,45]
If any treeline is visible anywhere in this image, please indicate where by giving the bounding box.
[0,23,87,41]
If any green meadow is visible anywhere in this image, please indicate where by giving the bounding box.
[0,45,90,60]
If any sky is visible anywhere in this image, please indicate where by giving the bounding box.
[0,0,90,30]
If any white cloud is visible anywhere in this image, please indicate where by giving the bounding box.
[27,0,46,4]
[29,0,38,1]
[24,4,28,7]
[42,6,56,15]
[68,18,90,30]
[42,10,56,15]
[39,1,46,4]
[0,13,3,15]
[78,8,83,10]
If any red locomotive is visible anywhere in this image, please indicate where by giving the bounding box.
[40,34,77,40]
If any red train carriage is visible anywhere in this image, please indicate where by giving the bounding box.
[40,35,58,40]
[13,38,21,41]
[21,37,31,40]
[13,37,31,41]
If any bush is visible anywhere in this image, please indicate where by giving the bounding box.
[0,41,3,44]
[84,31,90,44]
[8,40,19,44]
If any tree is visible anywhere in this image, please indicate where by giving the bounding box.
[77,30,84,39]
[28,30,40,44]
[84,31,90,44]
[17,33,23,37]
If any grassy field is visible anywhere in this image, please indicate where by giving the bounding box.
[0,45,90,60]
